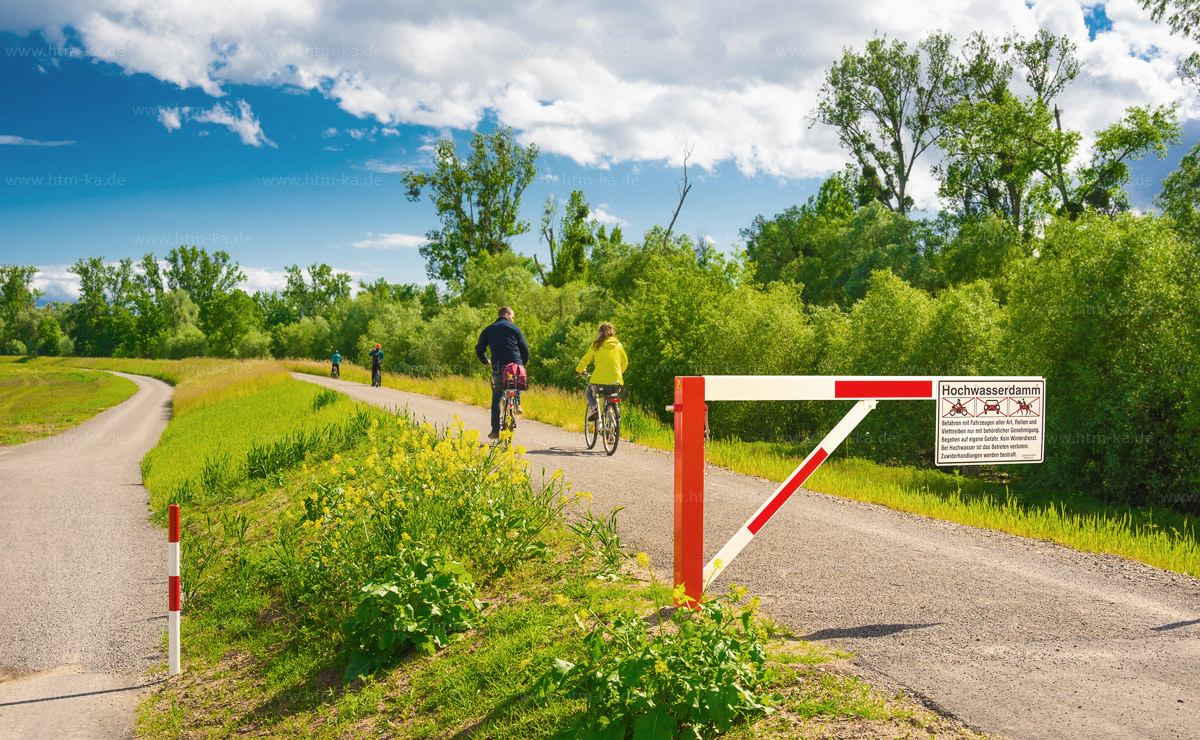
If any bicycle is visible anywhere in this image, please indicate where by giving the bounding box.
[581,374,623,456]
[499,375,519,437]
[331,364,340,380]
[371,366,382,387]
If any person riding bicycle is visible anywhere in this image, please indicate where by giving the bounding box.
[331,349,342,376]
[476,306,529,439]
[575,323,628,420]
[368,343,384,383]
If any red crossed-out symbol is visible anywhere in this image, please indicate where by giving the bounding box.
[1011,398,1039,416]
[945,398,970,417]
[981,399,1002,414]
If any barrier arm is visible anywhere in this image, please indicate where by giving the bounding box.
[703,399,877,584]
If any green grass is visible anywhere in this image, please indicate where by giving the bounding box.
[140,377,371,514]
[287,359,1200,577]
[134,363,989,740]
[0,356,138,444]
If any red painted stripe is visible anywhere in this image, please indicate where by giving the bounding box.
[835,380,932,399]
[748,447,829,535]
[168,504,180,543]
[169,576,180,611]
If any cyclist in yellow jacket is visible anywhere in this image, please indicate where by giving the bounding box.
[575,323,629,420]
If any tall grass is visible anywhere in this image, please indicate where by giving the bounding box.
[141,377,374,512]
[287,360,1199,576]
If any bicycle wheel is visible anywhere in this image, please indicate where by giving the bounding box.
[602,403,620,455]
[502,395,517,433]
[584,406,598,449]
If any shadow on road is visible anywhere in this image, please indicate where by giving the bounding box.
[800,623,943,641]
[0,678,164,707]
[525,446,600,458]
[1150,618,1200,632]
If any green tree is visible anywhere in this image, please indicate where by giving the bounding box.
[403,127,540,282]
[1076,104,1182,215]
[67,257,137,357]
[283,263,352,318]
[741,168,857,288]
[1155,139,1200,241]
[0,265,42,345]
[936,31,1081,230]
[164,246,245,330]
[36,314,65,356]
[540,190,597,286]
[815,32,957,214]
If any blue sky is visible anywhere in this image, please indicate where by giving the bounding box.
[1,1,1197,302]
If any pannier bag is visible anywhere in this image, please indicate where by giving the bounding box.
[502,363,528,390]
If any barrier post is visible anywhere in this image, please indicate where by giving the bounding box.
[168,504,180,677]
[672,376,705,608]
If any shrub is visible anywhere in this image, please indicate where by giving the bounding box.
[545,588,778,739]
[343,550,484,680]
[237,329,273,359]
[4,339,27,356]
[164,324,208,359]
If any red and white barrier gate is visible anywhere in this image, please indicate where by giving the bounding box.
[168,504,180,677]
[670,375,1044,607]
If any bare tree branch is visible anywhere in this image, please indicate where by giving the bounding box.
[663,144,694,248]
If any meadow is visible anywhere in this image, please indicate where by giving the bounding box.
[128,360,989,739]
[288,359,1200,577]
[0,356,138,445]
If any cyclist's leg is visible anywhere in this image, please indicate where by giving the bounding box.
[490,370,502,433]
[586,383,598,419]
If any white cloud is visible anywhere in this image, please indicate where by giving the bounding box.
[155,100,275,147]
[361,158,409,173]
[238,266,289,295]
[321,126,338,138]
[31,264,80,303]
[591,205,629,227]
[157,107,182,131]
[10,0,1200,201]
[1,135,74,146]
[352,232,428,249]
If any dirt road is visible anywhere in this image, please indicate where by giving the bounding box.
[0,373,171,740]
[296,373,1200,740]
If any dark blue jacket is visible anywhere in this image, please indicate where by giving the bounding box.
[476,318,529,370]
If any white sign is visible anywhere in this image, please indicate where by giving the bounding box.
[935,378,1045,466]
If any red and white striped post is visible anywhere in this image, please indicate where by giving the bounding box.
[168,504,180,677]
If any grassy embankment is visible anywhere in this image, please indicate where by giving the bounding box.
[127,359,990,739]
[0,356,138,444]
[288,359,1199,577]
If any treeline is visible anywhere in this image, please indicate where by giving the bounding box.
[4,22,1199,512]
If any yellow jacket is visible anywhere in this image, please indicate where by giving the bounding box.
[576,336,628,385]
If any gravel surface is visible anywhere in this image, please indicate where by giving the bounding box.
[0,372,171,739]
[297,372,1200,740]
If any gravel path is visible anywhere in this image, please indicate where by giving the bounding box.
[297,372,1200,740]
[0,372,171,740]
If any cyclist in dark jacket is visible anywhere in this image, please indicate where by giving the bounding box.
[476,306,529,439]
[368,344,384,386]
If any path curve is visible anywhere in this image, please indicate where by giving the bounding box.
[296,372,1200,740]
[0,372,172,740]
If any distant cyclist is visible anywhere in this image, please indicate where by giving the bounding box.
[368,343,384,386]
[575,323,628,420]
[331,349,342,378]
[476,306,529,439]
